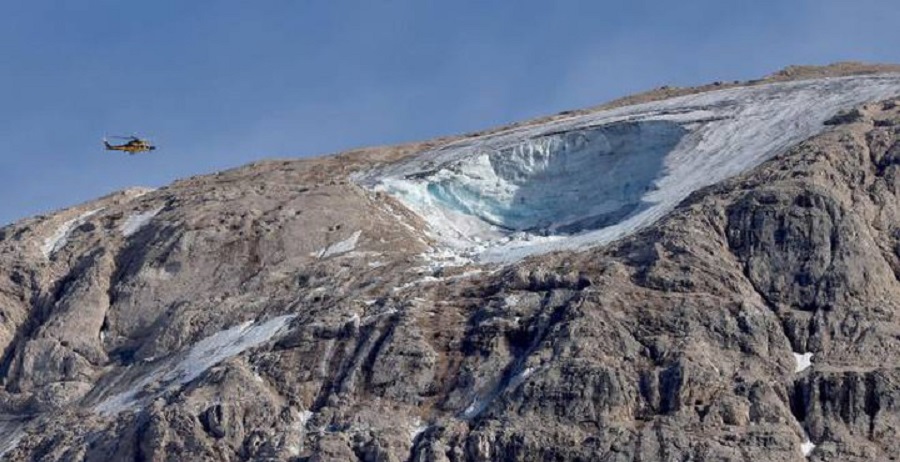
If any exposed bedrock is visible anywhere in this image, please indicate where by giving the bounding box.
[5,67,900,460]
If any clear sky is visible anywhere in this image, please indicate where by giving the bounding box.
[2,1,900,225]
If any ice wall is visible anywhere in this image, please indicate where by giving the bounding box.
[423,121,686,234]
[359,74,900,262]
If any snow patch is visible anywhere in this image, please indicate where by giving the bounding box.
[794,352,813,373]
[360,308,398,325]
[318,339,335,376]
[461,365,540,421]
[392,269,484,293]
[130,187,155,198]
[358,75,900,262]
[507,366,535,390]
[284,409,314,456]
[298,410,314,428]
[801,434,816,456]
[120,206,163,237]
[346,313,361,330]
[421,247,475,269]
[409,419,428,442]
[0,432,22,459]
[95,314,296,416]
[316,230,362,259]
[392,276,441,293]
[0,417,25,459]
[462,397,487,420]
[41,209,101,258]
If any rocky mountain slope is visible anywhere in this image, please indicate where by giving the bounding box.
[3,63,900,461]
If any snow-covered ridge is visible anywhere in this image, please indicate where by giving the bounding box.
[357,74,900,262]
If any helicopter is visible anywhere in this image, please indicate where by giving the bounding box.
[103,135,156,155]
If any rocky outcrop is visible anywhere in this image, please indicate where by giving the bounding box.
[2,65,900,461]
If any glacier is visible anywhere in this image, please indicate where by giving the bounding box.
[357,74,900,262]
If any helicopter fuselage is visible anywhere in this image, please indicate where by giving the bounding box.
[104,138,156,154]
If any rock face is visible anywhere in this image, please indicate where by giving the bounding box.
[3,63,900,461]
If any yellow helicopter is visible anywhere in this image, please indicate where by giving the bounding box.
[103,135,156,155]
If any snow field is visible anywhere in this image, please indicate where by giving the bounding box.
[95,314,296,415]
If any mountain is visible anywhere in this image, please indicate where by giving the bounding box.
[3,62,900,461]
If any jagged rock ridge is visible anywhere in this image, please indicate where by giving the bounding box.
[1,63,900,461]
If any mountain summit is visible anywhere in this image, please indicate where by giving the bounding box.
[3,63,900,461]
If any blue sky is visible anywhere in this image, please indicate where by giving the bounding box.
[2,1,900,225]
